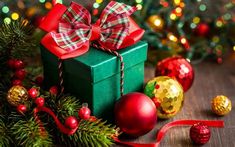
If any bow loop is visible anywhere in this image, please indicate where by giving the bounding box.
[40,1,144,59]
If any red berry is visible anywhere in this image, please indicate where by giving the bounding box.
[35,76,44,86]
[78,104,91,120]
[14,60,25,69]
[12,79,22,86]
[65,116,78,129]
[49,86,58,95]
[17,104,27,114]
[28,88,39,99]
[7,59,16,69]
[35,97,45,107]
[15,69,27,80]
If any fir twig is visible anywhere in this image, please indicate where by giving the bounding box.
[11,117,53,147]
[0,116,12,147]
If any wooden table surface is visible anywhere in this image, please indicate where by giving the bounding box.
[114,52,235,147]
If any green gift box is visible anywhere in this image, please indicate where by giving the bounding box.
[40,41,148,120]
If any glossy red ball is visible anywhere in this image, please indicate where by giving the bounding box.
[195,23,210,37]
[17,104,27,114]
[14,60,25,69]
[65,116,78,129]
[15,69,27,80]
[155,56,194,92]
[78,106,91,120]
[12,79,22,86]
[28,88,39,99]
[35,97,45,107]
[115,92,157,137]
[190,123,211,145]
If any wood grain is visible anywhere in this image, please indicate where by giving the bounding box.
[113,52,235,147]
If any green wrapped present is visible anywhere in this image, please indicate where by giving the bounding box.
[41,41,147,120]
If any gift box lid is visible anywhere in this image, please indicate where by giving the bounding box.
[41,41,148,83]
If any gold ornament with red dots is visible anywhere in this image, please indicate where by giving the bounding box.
[211,95,232,116]
[7,85,29,106]
[144,76,184,119]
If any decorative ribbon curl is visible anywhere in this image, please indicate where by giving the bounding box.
[113,120,224,147]
[40,1,144,59]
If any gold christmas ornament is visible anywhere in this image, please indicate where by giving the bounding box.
[7,85,28,106]
[144,76,184,119]
[147,15,164,31]
[211,95,232,116]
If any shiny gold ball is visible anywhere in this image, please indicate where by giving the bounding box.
[7,85,28,106]
[144,76,184,119]
[211,95,232,116]
[147,15,164,31]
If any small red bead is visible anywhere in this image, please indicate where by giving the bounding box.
[17,104,27,114]
[28,88,39,99]
[12,79,22,86]
[78,105,91,120]
[7,59,16,69]
[65,116,78,129]
[49,86,58,95]
[35,97,45,107]
[14,60,25,69]
[35,76,44,86]
[190,123,211,145]
[15,69,27,80]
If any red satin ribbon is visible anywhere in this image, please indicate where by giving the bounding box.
[114,120,224,147]
[39,3,144,59]
[34,106,78,135]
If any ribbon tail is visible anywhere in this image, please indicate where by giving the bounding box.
[113,120,224,147]
[34,106,78,135]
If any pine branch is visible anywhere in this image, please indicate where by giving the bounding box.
[58,119,118,147]
[0,19,35,60]
[0,116,12,147]
[11,117,53,147]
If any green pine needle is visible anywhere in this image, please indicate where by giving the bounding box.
[11,117,53,147]
[0,19,35,59]
[0,117,12,147]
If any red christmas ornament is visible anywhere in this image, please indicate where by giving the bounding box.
[65,116,79,129]
[15,69,27,80]
[12,79,22,86]
[78,103,91,120]
[195,23,210,37]
[14,60,25,69]
[17,104,27,114]
[115,92,157,137]
[49,86,58,95]
[7,59,16,69]
[190,123,211,145]
[28,88,39,99]
[155,56,194,92]
[35,97,45,107]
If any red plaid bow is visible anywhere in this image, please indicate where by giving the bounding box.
[51,1,136,51]
[40,1,144,59]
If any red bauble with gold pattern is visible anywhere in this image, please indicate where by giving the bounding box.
[114,92,157,137]
[190,123,211,145]
[155,56,194,92]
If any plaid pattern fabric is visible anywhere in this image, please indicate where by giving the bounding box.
[51,1,137,52]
